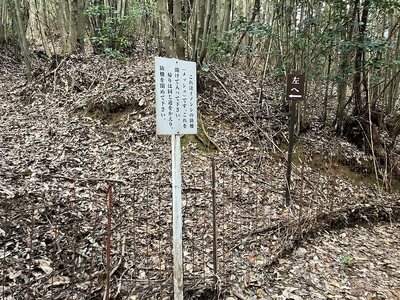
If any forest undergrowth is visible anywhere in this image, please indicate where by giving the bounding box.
[1,51,399,299]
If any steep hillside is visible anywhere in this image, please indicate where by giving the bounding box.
[1,53,399,299]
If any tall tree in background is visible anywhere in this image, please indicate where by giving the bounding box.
[222,0,232,38]
[231,0,260,65]
[56,0,85,54]
[76,0,85,52]
[196,0,215,65]
[157,0,174,57]
[353,0,370,116]
[382,11,400,114]
[203,0,217,64]
[191,0,205,62]
[11,0,32,81]
[33,0,52,57]
[157,0,186,59]
[173,0,185,59]
[0,0,9,44]
[336,0,358,132]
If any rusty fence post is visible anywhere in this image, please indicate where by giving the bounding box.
[211,157,218,296]
[105,184,113,300]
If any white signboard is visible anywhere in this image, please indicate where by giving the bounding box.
[155,57,197,135]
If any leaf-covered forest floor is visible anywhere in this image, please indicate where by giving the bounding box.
[1,51,399,299]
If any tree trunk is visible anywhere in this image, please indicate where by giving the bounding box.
[0,0,8,44]
[36,0,52,57]
[231,0,261,65]
[21,0,29,32]
[67,0,78,53]
[157,0,175,57]
[222,0,232,36]
[198,0,214,65]
[353,0,370,116]
[56,0,68,53]
[336,0,358,133]
[386,15,400,113]
[192,0,205,62]
[55,0,82,54]
[156,0,187,59]
[76,0,85,53]
[323,54,332,127]
[12,0,32,81]
[173,0,185,59]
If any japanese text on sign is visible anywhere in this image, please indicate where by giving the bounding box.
[155,57,197,135]
[286,74,305,101]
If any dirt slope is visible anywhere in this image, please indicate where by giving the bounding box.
[1,54,399,299]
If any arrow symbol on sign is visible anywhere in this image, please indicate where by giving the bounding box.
[291,88,300,92]
[289,94,302,98]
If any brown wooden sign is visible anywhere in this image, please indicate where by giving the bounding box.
[286,74,305,100]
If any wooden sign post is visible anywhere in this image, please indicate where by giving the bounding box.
[155,57,197,300]
[285,74,305,206]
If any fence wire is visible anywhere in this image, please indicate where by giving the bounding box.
[0,153,396,299]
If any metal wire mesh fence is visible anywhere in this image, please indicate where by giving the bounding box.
[1,153,396,299]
